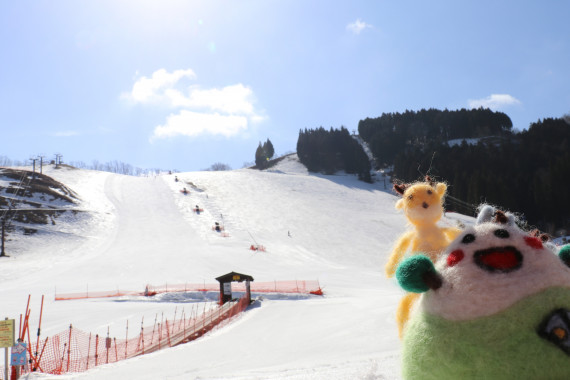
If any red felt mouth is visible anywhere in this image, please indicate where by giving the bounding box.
[474,246,523,273]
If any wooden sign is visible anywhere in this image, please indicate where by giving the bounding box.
[0,319,14,348]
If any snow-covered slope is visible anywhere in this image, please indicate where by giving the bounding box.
[1,156,465,379]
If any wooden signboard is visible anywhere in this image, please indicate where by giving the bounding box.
[0,319,14,348]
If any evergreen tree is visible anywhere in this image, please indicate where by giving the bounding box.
[254,138,276,169]
[264,139,275,160]
[296,127,371,182]
[255,142,266,168]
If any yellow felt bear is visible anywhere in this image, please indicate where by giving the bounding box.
[386,176,460,337]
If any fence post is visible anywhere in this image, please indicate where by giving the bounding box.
[105,327,110,364]
[125,320,128,359]
[203,303,206,334]
[86,333,91,370]
[150,314,157,345]
[172,308,177,335]
[166,320,171,347]
[136,317,144,355]
[37,336,49,372]
[158,323,161,351]
[158,323,162,350]
[35,295,45,370]
[95,335,99,367]
[141,325,145,355]
[60,343,67,375]
[66,324,72,372]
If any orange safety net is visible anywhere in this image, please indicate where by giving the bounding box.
[55,289,143,301]
[1,297,250,378]
[55,280,323,301]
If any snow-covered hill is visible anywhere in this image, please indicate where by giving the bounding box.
[1,155,465,379]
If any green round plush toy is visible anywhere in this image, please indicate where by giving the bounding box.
[396,205,570,380]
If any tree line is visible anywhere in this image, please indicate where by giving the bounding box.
[296,126,372,182]
[388,115,570,235]
[358,107,513,167]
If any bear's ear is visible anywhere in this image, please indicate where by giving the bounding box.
[435,182,447,197]
[394,183,407,196]
[559,245,570,268]
[493,210,516,226]
[396,199,405,210]
[476,204,495,224]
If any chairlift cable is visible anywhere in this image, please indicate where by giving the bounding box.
[446,194,475,208]
[445,195,478,215]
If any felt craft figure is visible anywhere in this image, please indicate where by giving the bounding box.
[396,205,570,380]
[385,176,460,337]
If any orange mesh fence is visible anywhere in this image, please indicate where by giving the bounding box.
[147,280,322,294]
[55,280,323,301]
[54,289,143,301]
[1,297,250,378]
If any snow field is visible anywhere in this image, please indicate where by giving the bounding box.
[0,155,464,379]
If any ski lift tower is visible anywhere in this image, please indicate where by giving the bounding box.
[215,272,254,306]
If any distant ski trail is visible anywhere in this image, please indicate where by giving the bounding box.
[100,175,209,279]
[104,174,199,248]
[47,174,215,288]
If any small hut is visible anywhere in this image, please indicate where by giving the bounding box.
[215,271,254,305]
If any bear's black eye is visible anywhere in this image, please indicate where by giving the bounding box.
[427,189,433,195]
[494,229,510,239]
[408,194,413,200]
[462,234,476,244]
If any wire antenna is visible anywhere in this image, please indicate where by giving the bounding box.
[417,151,437,180]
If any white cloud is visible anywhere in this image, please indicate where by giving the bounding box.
[164,84,256,115]
[52,130,80,137]
[346,19,372,35]
[124,68,265,140]
[127,68,196,103]
[151,110,248,140]
[468,94,521,110]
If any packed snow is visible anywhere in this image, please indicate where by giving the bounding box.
[0,155,468,379]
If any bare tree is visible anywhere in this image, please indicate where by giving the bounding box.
[0,156,13,166]
[208,162,232,171]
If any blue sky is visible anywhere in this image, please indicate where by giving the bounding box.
[1,1,569,172]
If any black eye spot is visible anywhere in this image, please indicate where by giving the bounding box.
[462,234,476,244]
[427,189,433,195]
[408,195,413,200]
[494,229,510,239]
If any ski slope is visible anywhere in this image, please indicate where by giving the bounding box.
[1,155,467,379]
